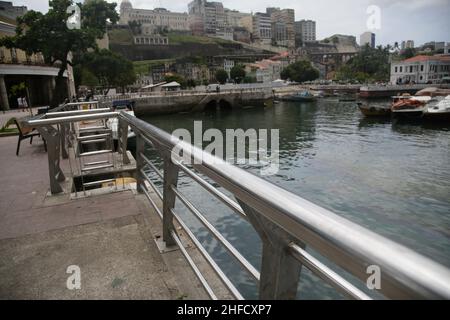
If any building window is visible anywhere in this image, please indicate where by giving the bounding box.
[395,66,398,73]
[399,66,402,72]
[420,65,424,72]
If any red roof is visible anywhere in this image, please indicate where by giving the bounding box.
[402,55,450,63]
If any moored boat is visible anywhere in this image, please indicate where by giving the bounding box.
[391,94,432,119]
[358,104,391,117]
[282,90,317,102]
[423,95,450,122]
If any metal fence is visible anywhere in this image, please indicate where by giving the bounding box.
[28,109,450,299]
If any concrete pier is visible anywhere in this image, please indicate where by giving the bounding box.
[0,134,231,299]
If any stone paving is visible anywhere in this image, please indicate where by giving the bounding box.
[0,135,210,299]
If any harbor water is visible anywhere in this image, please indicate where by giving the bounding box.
[141,99,450,299]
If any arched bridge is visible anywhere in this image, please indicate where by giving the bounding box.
[101,89,275,116]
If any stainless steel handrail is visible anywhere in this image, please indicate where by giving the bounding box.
[120,110,450,299]
[26,108,450,300]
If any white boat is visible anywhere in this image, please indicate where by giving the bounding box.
[391,95,435,119]
[424,95,450,122]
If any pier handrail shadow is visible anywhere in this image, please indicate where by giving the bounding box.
[26,108,450,300]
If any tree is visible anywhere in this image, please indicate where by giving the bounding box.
[400,47,416,60]
[281,60,320,83]
[0,0,119,107]
[215,69,228,84]
[243,76,257,84]
[74,49,136,95]
[335,44,390,83]
[230,65,246,84]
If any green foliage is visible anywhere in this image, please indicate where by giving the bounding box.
[230,65,246,84]
[186,79,197,88]
[0,0,119,106]
[80,68,99,88]
[243,76,257,84]
[164,73,186,88]
[215,69,228,84]
[281,60,320,83]
[128,21,141,35]
[335,44,390,83]
[108,28,133,44]
[400,47,416,60]
[74,49,136,94]
[133,59,174,75]
[9,82,26,97]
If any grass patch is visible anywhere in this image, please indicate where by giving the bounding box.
[108,28,133,45]
[167,32,233,45]
[133,59,175,75]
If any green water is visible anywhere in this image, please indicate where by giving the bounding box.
[141,99,450,299]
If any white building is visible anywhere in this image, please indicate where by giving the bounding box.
[223,59,235,76]
[119,1,189,31]
[134,35,169,45]
[390,55,450,84]
[253,13,272,45]
[360,32,375,48]
[248,59,282,83]
[295,20,316,43]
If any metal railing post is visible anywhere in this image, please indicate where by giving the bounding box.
[59,123,69,159]
[118,117,130,164]
[238,200,303,300]
[37,125,65,194]
[162,155,179,247]
[135,133,145,193]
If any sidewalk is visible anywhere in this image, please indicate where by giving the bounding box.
[0,135,211,299]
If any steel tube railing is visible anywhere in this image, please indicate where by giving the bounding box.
[28,107,450,300]
[120,111,450,299]
[174,160,247,220]
[45,108,111,118]
[171,185,260,282]
[140,169,163,200]
[140,152,163,180]
[28,112,118,126]
[289,243,371,300]
[170,228,218,300]
[170,208,245,300]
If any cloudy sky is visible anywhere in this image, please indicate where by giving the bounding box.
[14,0,450,46]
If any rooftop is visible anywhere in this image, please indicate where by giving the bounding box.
[402,54,450,63]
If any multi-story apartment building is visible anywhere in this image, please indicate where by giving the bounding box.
[224,9,252,32]
[120,1,189,31]
[272,22,288,47]
[401,40,415,50]
[295,20,316,43]
[390,55,450,84]
[360,31,376,48]
[188,0,226,35]
[252,13,272,45]
[0,1,27,20]
[270,8,295,48]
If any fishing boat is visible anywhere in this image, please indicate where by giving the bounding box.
[282,91,317,102]
[423,95,450,122]
[358,104,391,117]
[391,94,432,119]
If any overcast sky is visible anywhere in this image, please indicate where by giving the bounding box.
[14,0,450,46]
